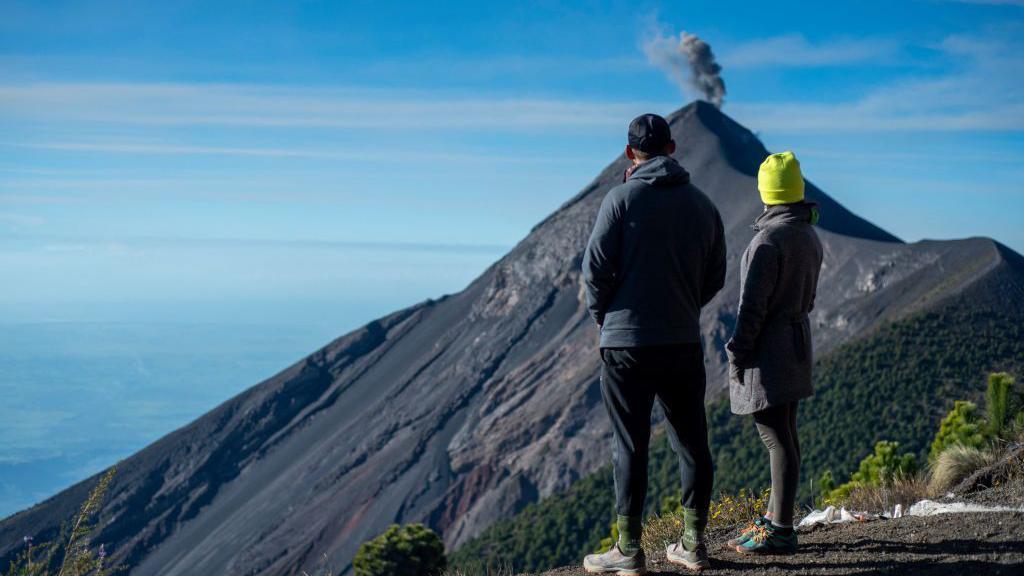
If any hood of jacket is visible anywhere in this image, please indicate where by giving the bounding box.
[627,155,690,187]
[753,201,820,231]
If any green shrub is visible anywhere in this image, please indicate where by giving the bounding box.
[818,470,835,494]
[827,441,917,502]
[929,401,986,462]
[986,372,1021,439]
[850,441,918,485]
[595,521,618,554]
[353,524,446,576]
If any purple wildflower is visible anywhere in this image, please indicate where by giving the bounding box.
[23,535,33,546]
[98,543,107,560]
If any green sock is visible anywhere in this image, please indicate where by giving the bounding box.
[616,515,642,556]
[682,508,706,552]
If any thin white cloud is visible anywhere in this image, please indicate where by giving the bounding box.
[722,34,900,68]
[730,101,1024,132]
[41,243,89,252]
[16,234,509,255]
[0,83,664,130]
[729,30,1024,133]
[0,212,46,227]
[0,193,81,205]
[947,0,1024,6]
[0,28,1020,154]
[6,140,597,166]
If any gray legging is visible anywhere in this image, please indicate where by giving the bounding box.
[753,400,800,526]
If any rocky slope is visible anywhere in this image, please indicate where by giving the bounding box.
[2,101,1020,576]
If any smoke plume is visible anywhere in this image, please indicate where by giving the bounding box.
[644,30,726,108]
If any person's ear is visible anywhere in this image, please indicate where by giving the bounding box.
[665,140,677,155]
[625,145,636,161]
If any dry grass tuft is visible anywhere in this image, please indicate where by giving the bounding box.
[440,565,516,576]
[641,489,769,558]
[929,445,1000,495]
[707,488,772,529]
[837,474,931,512]
[639,513,685,559]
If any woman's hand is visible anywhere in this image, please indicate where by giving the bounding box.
[729,361,745,384]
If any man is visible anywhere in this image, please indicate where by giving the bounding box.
[582,113,726,574]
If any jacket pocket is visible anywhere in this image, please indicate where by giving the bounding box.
[790,320,808,363]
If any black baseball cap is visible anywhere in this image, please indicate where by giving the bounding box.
[627,113,672,154]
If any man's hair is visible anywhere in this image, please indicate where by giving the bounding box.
[629,147,658,161]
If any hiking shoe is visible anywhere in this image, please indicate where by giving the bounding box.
[666,539,708,572]
[735,523,797,555]
[583,544,646,575]
[727,516,767,547]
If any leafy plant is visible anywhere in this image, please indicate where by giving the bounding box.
[353,524,446,576]
[826,441,917,503]
[929,401,987,462]
[985,372,1021,439]
[595,521,618,554]
[815,470,836,506]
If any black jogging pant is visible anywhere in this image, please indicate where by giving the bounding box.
[600,344,713,519]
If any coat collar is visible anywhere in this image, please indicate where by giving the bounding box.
[753,201,819,231]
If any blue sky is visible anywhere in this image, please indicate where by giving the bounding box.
[2,0,1023,326]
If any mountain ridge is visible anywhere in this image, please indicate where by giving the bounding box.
[2,101,1020,576]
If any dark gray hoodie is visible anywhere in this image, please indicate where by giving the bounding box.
[582,155,726,348]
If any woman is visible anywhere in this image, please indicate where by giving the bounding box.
[725,151,823,555]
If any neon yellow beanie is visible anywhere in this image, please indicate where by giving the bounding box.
[758,151,804,205]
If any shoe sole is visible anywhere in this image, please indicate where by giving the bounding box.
[582,561,646,575]
[734,544,796,556]
[582,567,646,575]
[665,552,708,572]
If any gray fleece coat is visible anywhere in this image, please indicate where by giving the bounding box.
[727,202,823,415]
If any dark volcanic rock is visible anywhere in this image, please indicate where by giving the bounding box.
[1,101,1019,576]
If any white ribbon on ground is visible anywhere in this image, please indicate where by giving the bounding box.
[797,506,881,528]
[907,499,1024,516]
[798,500,1022,528]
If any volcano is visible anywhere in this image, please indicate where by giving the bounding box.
[3,101,1022,575]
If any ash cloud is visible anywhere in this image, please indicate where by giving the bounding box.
[644,30,726,108]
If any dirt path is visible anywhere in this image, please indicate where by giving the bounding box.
[541,511,1024,576]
